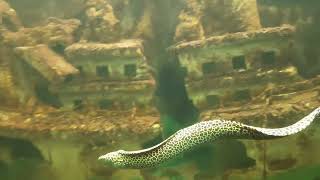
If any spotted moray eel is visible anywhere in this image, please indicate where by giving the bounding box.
[99,107,320,169]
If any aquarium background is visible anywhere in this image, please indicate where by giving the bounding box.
[0,0,320,179]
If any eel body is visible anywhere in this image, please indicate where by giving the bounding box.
[99,107,320,169]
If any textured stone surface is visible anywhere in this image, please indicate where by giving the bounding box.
[60,40,155,110]
[0,0,22,31]
[80,0,153,43]
[6,0,86,27]
[0,61,15,105]
[2,17,81,47]
[174,0,262,42]
[171,25,295,51]
[15,45,79,83]
[257,0,320,27]
[65,40,145,60]
[0,109,160,144]
[171,25,299,110]
[174,0,205,42]
[81,0,120,42]
[0,1,319,179]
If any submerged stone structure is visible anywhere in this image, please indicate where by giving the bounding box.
[0,0,22,31]
[0,59,15,104]
[13,45,79,105]
[12,41,155,111]
[15,45,79,83]
[58,40,155,110]
[0,0,319,180]
[174,0,262,42]
[2,17,81,48]
[170,25,301,110]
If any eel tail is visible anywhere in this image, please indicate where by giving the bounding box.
[244,107,320,138]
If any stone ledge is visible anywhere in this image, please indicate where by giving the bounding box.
[169,24,295,52]
[0,110,160,145]
[15,44,79,83]
[65,40,145,60]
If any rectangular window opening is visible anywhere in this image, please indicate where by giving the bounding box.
[232,56,247,70]
[261,51,276,66]
[64,74,73,83]
[206,95,220,108]
[202,62,216,75]
[124,64,137,77]
[96,65,109,77]
[99,99,113,109]
[233,89,251,101]
[76,66,83,75]
[73,99,83,110]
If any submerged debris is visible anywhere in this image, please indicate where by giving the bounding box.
[0,109,159,144]
[15,45,79,83]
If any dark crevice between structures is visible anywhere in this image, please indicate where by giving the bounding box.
[141,0,200,175]
[142,0,256,176]
[259,0,320,78]
[0,137,43,160]
[0,136,48,180]
[142,0,199,140]
[295,8,320,78]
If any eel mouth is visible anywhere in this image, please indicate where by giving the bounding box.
[97,155,110,165]
[98,155,107,161]
[98,151,126,168]
[98,154,115,167]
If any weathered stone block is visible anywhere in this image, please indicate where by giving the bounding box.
[170,25,301,109]
[15,45,79,83]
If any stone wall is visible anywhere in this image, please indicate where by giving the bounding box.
[6,0,86,27]
[257,0,320,27]
[55,40,155,110]
[0,0,22,31]
[171,25,302,109]
[257,1,320,78]
[175,0,261,42]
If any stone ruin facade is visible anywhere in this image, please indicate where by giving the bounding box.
[170,25,301,110]
[1,0,318,113]
[57,40,154,110]
[0,1,320,179]
[12,40,155,111]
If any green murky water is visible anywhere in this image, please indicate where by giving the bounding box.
[0,0,320,179]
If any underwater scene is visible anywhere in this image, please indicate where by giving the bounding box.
[1,0,320,180]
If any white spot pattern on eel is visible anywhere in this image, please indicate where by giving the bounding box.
[98,107,320,169]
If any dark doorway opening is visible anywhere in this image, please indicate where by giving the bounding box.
[261,51,276,66]
[202,62,216,75]
[96,65,109,78]
[232,56,247,70]
[98,99,113,109]
[233,89,251,101]
[124,64,137,77]
[206,95,220,108]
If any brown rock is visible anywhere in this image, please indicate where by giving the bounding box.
[15,45,79,83]
[81,0,120,42]
[174,0,205,42]
[0,0,22,31]
[3,17,81,47]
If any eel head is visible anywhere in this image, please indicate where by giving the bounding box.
[98,150,126,168]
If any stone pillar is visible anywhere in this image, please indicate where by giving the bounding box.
[232,0,261,31]
[0,0,22,31]
[175,0,262,42]
[34,140,87,180]
[174,0,205,42]
[0,62,16,104]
